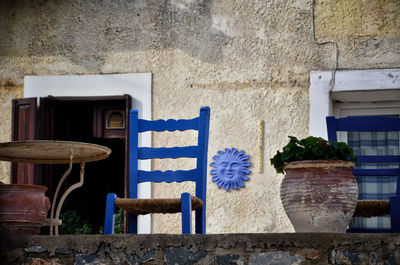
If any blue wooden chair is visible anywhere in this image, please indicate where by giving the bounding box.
[104,107,210,234]
[326,115,400,232]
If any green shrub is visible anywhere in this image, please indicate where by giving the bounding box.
[97,208,124,234]
[270,136,357,174]
[114,208,124,234]
[59,210,92,234]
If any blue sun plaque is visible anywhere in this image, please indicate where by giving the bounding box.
[210,148,251,191]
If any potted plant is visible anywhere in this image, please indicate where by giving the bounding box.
[270,136,358,232]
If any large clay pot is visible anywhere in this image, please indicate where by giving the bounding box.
[281,160,357,233]
[0,184,50,235]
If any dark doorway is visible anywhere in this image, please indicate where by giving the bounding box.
[58,138,125,233]
[12,95,131,234]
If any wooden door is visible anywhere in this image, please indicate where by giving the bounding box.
[37,97,57,198]
[11,98,37,184]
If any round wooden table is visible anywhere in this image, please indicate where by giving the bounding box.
[0,140,111,235]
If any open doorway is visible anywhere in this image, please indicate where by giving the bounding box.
[44,97,127,234]
[12,96,130,234]
[64,138,125,234]
[19,73,152,233]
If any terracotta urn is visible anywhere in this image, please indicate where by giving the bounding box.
[280,160,357,233]
[0,184,50,235]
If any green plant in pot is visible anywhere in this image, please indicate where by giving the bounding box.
[271,136,358,233]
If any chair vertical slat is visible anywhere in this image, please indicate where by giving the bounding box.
[326,116,338,143]
[181,192,192,234]
[128,109,139,234]
[195,106,210,234]
[390,196,400,232]
[104,193,117,235]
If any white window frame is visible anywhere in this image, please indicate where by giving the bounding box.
[309,69,400,138]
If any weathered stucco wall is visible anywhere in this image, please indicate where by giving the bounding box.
[315,0,400,68]
[0,0,399,233]
[0,84,23,184]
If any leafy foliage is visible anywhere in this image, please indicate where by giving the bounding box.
[114,208,124,234]
[59,210,92,234]
[270,136,357,173]
[60,208,124,235]
[97,208,124,234]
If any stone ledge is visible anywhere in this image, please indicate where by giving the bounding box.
[1,233,399,265]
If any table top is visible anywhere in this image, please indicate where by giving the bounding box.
[0,140,111,164]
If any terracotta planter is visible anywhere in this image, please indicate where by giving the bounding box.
[281,160,357,233]
[0,184,50,235]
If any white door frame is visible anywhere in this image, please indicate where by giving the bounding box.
[24,73,152,233]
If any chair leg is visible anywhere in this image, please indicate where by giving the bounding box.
[104,193,117,235]
[128,213,138,234]
[195,208,206,234]
[181,193,192,234]
[390,195,400,233]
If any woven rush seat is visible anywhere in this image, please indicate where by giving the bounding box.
[353,200,390,218]
[115,196,203,215]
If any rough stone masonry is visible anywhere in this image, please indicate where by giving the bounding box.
[1,233,399,265]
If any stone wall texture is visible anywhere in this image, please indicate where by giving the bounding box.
[1,234,399,265]
[0,0,399,233]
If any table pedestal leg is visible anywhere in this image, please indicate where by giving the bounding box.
[54,161,85,235]
[49,154,73,236]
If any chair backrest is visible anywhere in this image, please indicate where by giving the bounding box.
[129,106,210,232]
[326,115,400,195]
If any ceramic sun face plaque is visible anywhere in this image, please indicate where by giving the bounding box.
[210,148,251,191]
